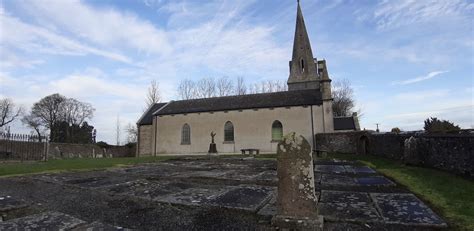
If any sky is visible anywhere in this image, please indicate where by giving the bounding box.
[0,0,473,144]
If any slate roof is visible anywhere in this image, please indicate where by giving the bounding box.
[154,89,322,116]
[334,117,356,131]
[137,103,167,125]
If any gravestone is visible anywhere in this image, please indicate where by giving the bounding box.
[272,132,323,230]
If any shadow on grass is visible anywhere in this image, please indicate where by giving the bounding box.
[325,153,474,231]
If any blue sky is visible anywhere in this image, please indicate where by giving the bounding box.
[0,0,473,143]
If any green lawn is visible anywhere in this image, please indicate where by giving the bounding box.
[326,153,474,231]
[0,156,172,177]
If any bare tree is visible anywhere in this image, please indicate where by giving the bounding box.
[116,115,121,146]
[21,113,44,142]
[332,79,356,117]
[216,76,234,97]
[235,76,247,95]
[177,79,196,100]
[0,98,23,128]
[146,80,161,108]
[196,77,216,98]
[28,93,96,142]
[62,98,95,126]
[125,123,138,143]
[275,80,288,92]
[248,83,260,94]
[30,94,66,141]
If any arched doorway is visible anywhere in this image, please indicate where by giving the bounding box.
[358,136,369,155]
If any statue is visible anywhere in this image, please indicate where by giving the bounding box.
[210,132,216,144]
[208,131,218,154]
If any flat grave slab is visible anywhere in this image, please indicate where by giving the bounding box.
[344,165,376,174]
[208,186,274,211]
[321,174,357,186]
[0,195,27,212]
[72,221,132,231]
[356,176,395,186]
[371,193,447,227]
[318,190,381,222]
[156,186,230,207]
[0,211,86,230]
[101,179,180,200]
[314,165,346,173]
[253,171,278,183]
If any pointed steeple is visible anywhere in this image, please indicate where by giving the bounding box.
[288,0,319,91]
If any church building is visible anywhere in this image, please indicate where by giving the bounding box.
[136,1,357,156]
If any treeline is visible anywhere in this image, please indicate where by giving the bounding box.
[177,77,288,100]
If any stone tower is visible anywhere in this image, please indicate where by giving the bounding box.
[287,0,319,91]
[287,1,334,132]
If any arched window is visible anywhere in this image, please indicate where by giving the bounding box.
[300,59,305,73]
[272,120,283,141]
[181,123,190,145]
[224,121,234,142]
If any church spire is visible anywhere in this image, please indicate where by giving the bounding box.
[288,0,319,91]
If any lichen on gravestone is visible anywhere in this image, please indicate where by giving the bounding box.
[272,132,323,230]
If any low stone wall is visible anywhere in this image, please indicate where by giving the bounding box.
[48,143,135,159]
[316,132,474,178]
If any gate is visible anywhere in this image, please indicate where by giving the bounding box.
[0,132,48,161]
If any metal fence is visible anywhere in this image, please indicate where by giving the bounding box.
[0,132,48,161]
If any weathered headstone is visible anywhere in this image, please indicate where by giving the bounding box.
[272,132,323,230]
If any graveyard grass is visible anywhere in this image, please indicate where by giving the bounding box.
[0,156,172,177]
[326,153,474,230]
[0,154,277,177]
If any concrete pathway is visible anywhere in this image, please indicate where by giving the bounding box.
[0,157,447,230]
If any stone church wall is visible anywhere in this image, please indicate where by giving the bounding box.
[138,125,153,156]
[153,106,329,155]
[316,132,474,178]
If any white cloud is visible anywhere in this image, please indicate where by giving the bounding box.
[392,71,448,85]
[20,0,171,55]
[372,0,474,30]
[394,89,449,101]
[0,9,132,63]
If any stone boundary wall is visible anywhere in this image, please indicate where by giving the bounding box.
[48,143,135,159]
[316,132,474,178]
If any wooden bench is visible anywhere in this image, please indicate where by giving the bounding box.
[241,149,260,155]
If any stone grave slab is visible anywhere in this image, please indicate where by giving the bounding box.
[109,165,179,178]
[72,221,132,231]
[208,186,273,211]
[321,174,356,186]
[344,165,376,174]
[314,173,322,184]
[371,193,447,227]
[356,176,395,186]
[253,170,278,183]
[0,211,86,230]
[156,186,230,206]
[101,180,178,200]
[174,170,227,179]
[0,195,27,212]
[257,193,277,217]
[216,170,261,181]
[314,165,346,173]
[318,190,381,222]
